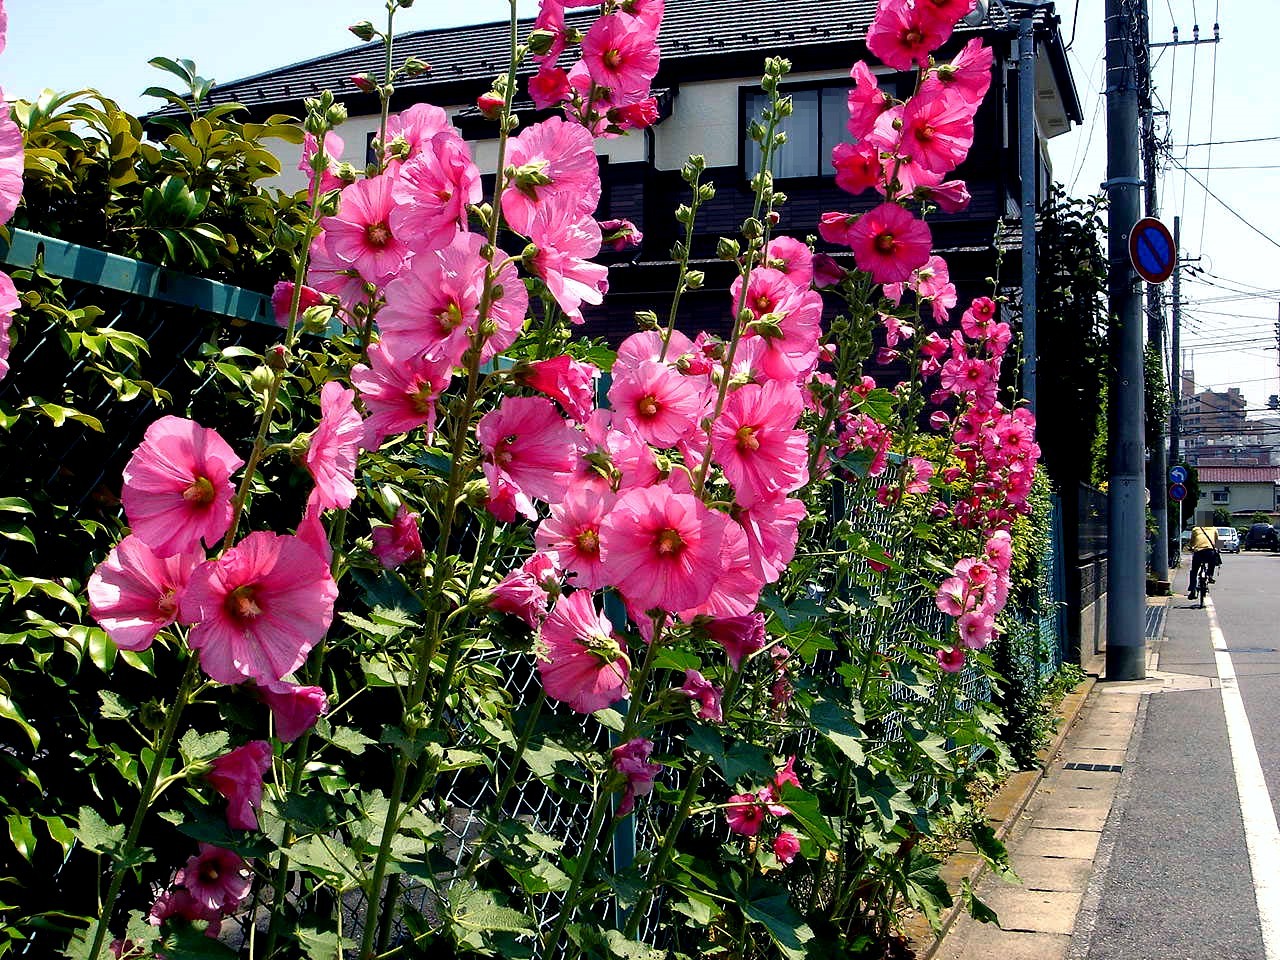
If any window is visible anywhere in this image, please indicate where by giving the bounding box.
[742,75,909,179]
[1211,489,1230,504]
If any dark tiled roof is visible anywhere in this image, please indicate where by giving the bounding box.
[201,0,1058,114]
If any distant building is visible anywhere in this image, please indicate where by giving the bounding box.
[1193,466,1280,525]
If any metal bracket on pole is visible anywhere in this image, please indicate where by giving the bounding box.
[1101,177,1145,189]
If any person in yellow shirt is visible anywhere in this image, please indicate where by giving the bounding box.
[1187,524,1220,599]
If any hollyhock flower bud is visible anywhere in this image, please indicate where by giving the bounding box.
[599,218,643,252]
[122,417,243,559]
[257,679,329,743]
[774,831,802,864]
[490,554,557,627]
[812,253,847,288]
[818,211,856,247]
[517,354,599,421]
[530,65,572,109]
[348,20,377,41]
[681,669,724,722]
[206,741,271,831]
[271,281,325,329]
[371,505,425,569]
[613,737,661,815]
[774,755,801,790]
[704,614,767,671]
[538,590,629,714]
[349,73,378,94]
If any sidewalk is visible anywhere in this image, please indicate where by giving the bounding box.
[933,599,1211,960]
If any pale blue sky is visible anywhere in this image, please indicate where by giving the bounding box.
[4,0,1277,409]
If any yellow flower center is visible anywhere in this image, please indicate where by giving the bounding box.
[656,528,685,556]
[183,476,216,505]
[226,585,262,623]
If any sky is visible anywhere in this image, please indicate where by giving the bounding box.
[4,0,1278,415]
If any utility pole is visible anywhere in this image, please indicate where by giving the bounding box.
[1019,14,1038,411]
[1104,0,1147,680]
[1138,0,1169,587]
[1168,216,1182,563]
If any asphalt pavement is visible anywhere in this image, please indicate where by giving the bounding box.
[1077,550,1280,960]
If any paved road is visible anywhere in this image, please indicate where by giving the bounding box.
[1082,551,1280,960]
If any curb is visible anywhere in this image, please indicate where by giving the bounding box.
[904,674,1098,958]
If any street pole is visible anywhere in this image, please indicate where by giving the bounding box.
[1105,0,1147,680]
[1168,214,1182,569]
[1019,15,1038,411]
[1138,0,1169,586]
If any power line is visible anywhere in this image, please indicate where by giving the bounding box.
[1198,0,1220,252]
[1170,159,1280,253]
[1183,136,1280,147]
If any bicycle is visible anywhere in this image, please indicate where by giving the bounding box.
[1195,561,1210,609]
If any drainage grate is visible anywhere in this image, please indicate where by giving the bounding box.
[1063,762,1123,772]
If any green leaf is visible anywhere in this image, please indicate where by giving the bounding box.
[742,893,814,960]
[446,884,533,934]
[320,725,376,756]
[98,690,134,720]
[75,805,125,855]
[961,878,1000,925]
[296,926,352,960]
[7,814,36,860]
[0,694,39,750]
[0,497,32,514]
[971,822,1019,882]
[179,728,232,765]
[810,699,866,764]
[777,784,836,847]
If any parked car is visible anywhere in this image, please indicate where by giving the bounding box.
[1217,527,1241,553]
[1243,523,1280,551]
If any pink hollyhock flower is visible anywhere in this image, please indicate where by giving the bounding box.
[478,396,578,504]
[914,175,973,213]
[206,741,271,831]
[296,493,331,564]
[818,211,857,247]
[502,117,601,235]
[581,12,661,101]
[608,359,705,448]
[518,354,599,421]
[390,132,481,253]
[538,590,629,713]
[711,381,809,506]
[0,99,23,224]
[935,576,973,617]
[678,519,764,621]
[681,669,724,722]
[321,174,410,286]
[182,531,338,685]
[530,65,572,109]
[918,0,980,29]
[765,236,815,289]
[812,253,848,288]
[489,554,557,627]
[379,232,527,368]
[88,535,202,652]
[958,610,995,649]
[905,456,935,494]
[383,103,449,162]
[846,203,932,284]
[121,416,243,558]
[576,409,661,492]
[847,61,893,140]
[733,268,824,381]
[299,131,345,196]
[613,737,661,816]
[600,485,727,613]
[256,678,329,743]
[537,487,615,590]
[899,89,976,175]
[927,38,994,103]
[148,885,222,929]
[937,646,966,672]
[371,505,425,569]
[180,844,252,914]
[0,271,16,382]
[726,793,766,836]
[985,530,1013,572]
[832,140,884,197]
[271,281,325,329]
[774,830,802,864]
[613,329,695,374]
[600,218,643,251]
[705,614,767,671]
[611,97,661,131]
[929,410,951,431]
[527,204,609,322]
[484,462,539,523]
[866,0,952,70]
[533,0,568,63]
[304,381,362,510]
[307,232,368,314]
[620,0,665,30]
[736,496,806,583]
[351,341,451,451]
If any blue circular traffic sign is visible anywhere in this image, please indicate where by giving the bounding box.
[1130,217,1176,284]
[1170,465,1187,484]
[1169,482,1187,502]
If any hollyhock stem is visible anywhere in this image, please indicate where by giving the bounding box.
[658,163,706,362]
[377,1,396,173]
[360,4,522,954]
[85,655,201,960]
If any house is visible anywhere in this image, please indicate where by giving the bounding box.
[1193,466,1280,525]
[194,0,1082,340]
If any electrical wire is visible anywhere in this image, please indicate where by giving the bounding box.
[1170,159,1280,253]
[1198,0,1220,251]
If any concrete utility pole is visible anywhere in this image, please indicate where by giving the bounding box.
[1138,0,1169,587]
[1168,216,1182,565]
[1104,0,1147,680]
[1019,15,1038,411]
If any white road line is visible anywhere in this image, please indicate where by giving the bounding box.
[1206,594,1280,960]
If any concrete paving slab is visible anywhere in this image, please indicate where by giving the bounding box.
[936,926,1072,960]
[979,887,1084,935]
[1017,826,1102,860]
[1008,854,1093,892]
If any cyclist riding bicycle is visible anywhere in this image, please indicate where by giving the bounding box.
[1187,524,1220,600]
